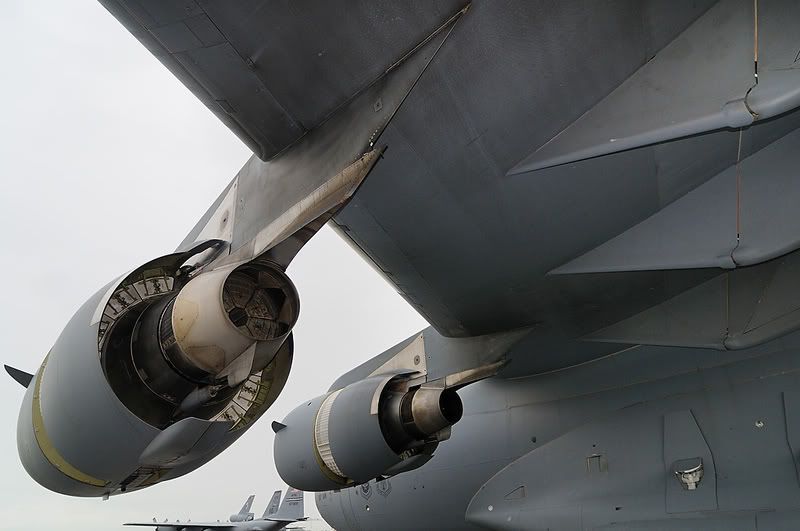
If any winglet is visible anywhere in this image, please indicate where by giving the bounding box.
[5,365,33,388]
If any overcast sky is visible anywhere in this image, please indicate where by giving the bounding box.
[0,2,426,529]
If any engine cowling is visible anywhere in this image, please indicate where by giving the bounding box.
[112,258,299,426]
[273,373,463,491]
[17,243,298,497]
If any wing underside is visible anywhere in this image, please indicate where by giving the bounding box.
[101,1,800,350]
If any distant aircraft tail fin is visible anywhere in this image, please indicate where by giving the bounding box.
[269,488,304,522]
[229,493,256,522]
[238,494,255,515]
[238,494,256,515]
[263,490,282,518]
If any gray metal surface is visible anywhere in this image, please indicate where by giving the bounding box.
[104,0,746,339]
[39,0,800,528]
[585,248,800,350]
[138,417,234,467]
[330,0,800,338]
[273,394,333,492]
[509,0,800,173]
[318,327,800,530]
[13,1,467,499]
[14,241,297,496]
[552,126,800,274]
[273,328,519,493]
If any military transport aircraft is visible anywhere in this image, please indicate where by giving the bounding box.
[126,489,305,530]
[6,0,800,529]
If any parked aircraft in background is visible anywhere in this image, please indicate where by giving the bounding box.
[126,489,304,531]
[231,494,256,523]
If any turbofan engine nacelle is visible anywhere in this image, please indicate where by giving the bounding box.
[17,245,298,497]
[273,374,463,491]
[128,260,299,424]
[229,513,254,522]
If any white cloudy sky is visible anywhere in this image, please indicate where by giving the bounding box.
[0,2,426,529]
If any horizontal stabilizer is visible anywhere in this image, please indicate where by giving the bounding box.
[4,365,33,388]
[509,0,800,174]
[550,126,800,274]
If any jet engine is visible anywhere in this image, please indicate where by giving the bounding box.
[10,0,465,497]
[15,241,298,497]
[107,254,298,427]
[273,373,464,491]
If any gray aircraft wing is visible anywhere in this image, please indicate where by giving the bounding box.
[99,1,800,359]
